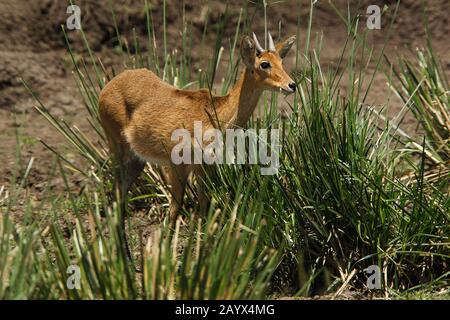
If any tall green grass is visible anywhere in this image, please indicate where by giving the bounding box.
[1,167,277,299]
[202,3,449,295]
[2,0,448,299]
[387,43,449,166]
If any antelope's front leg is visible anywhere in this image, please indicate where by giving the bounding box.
[167,165,189,222]
[195,165,210,217]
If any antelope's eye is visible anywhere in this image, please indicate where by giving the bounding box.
[260,62,271,70]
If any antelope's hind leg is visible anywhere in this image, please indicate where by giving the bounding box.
[124,155,146,190]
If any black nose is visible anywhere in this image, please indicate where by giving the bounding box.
[288,82,296,92]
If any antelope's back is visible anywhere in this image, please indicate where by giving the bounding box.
[98,69,173,142]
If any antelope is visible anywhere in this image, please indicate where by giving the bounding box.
[99,32,296,222]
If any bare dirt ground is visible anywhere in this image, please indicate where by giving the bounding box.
[1,0,450,194]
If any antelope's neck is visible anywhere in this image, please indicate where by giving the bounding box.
[216,69,263,129]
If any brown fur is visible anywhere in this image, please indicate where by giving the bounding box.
[98,35,296,220]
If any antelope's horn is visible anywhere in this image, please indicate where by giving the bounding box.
[268,32,276,52]
[253,32,264,53]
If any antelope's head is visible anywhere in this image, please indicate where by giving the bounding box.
[241,32,297,94]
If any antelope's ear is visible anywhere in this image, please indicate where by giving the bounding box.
[276,35,296,59]
[240,36,256,69]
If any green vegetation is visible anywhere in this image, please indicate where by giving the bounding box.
[1,1,448,299]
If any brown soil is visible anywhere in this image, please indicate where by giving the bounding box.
[1,0,450,194]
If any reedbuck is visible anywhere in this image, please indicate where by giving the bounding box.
[99,32,296,221]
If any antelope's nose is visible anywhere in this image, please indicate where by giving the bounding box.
[288,82,296,92]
